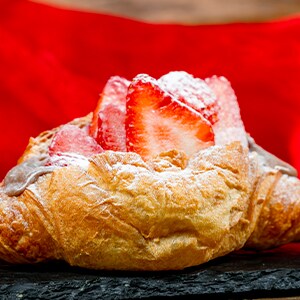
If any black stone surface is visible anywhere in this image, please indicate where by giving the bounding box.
[1,243,300,299]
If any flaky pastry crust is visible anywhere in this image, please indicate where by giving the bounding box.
[246,172,300,249]
[0,116,299,270]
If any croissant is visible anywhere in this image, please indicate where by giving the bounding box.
[0,72,299,271]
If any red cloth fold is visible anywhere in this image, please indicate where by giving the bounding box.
[0,0,300,179]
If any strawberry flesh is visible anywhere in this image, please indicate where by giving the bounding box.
[126,74,215,160]
[90,76,129,152]
[158,71,219,124]
[205,76,248,147]
[49,124,103,157]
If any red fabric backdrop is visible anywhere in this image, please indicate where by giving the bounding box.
[0,0,300,180]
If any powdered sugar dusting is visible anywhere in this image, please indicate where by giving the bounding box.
[159,71,216,108]
[49,152,90,169]
[158,71,218,123]
[205,75,248,147]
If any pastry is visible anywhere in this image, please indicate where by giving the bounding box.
[0,71,299,270]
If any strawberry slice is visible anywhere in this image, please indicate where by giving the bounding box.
[49,124,103,157]
[205,76,248,147]
[90,76,130,152]
[126,74,215,160]
[158,71,219,124]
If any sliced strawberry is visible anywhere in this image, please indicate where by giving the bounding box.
[49,124,103,157]
[126,74,215,160]
[90,76,130,151]
[158,71,219,124]
[96,104,126,151]
[205,76,248,147]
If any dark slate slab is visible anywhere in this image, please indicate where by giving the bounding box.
[1,243,300,299]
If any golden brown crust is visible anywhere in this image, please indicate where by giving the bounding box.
[0,191,58,264]
[246,172,300,249]
[0,142,265,270]
[1,115,300,270]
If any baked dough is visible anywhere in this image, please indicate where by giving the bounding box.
[0,115,299,270]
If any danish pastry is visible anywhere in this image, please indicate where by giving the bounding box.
[0,71,299,270]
